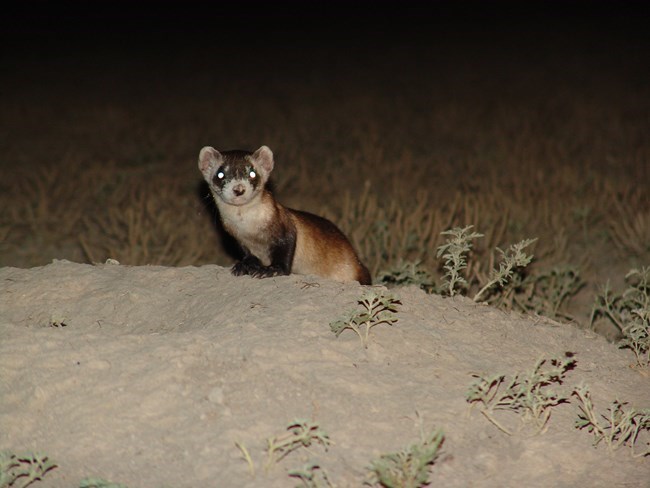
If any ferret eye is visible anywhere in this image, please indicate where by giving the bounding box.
[249,170,256,179]
[216,171,225,179]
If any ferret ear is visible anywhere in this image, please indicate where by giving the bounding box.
[252,145,274,175]
[198,146,222,175]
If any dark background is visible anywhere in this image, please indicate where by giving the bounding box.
[3,1,648,70]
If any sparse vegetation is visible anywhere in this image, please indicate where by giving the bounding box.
[473,238,537,303]
[512,265,585,320]
[608,191,650,258]
[377,226,584,322]
[330,289,401,348]
[376,260,437,294]
[591,267,650,367]
[288,462,335,488]
[466,357,575,435]
[436,226,483,297]
[368,428,445,488]
[573,385,650,457]
[0,451,56,488]
[265,420,332,470]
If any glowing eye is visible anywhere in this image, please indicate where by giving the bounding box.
[249,170,256,179]
[216,171,225,179]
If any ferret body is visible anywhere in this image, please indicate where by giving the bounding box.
[198,145,371,285]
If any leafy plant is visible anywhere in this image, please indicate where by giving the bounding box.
[330,289,400,349]
[376,259,437,294]
[473,238,537,303]
[436,225,483,297]
[380,226,581,322]
[288,462,334,488]
[591,267,650,367]
[368,428,444,488]
[573,385,650,457]
[466,357,575,435]
[0,451,56,488]
[265,420,331,470]
[513,265,584,320]
[619,313,650,368]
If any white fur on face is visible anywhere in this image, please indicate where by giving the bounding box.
[208,160,265,207]
[216,173,258,206]
[199,146,269,207]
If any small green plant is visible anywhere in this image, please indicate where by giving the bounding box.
[0,451,56,488]
[466,357,575,435]
[572,385,650,457]
[619,313,650,367]
[514,265,584,320]
[376,259,437,294]
[330,289,400,348]
[79,478,128,488]
[288,462,334,488]
[436,225,483,296]
[368,428,445,488]
[473,238,537,303]
[265,420,331,470]
[591,267,650,367]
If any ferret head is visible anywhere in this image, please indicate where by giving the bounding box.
[198,145,274,206]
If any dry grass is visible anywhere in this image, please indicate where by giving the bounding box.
[607,188,650,258]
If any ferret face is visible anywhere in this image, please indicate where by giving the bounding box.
[199,146,275,207]
[212,156,262,206]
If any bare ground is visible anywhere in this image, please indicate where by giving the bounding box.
[1,261,648,487]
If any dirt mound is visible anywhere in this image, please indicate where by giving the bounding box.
[1,261,647,487]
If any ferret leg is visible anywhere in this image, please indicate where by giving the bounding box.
[250,233,296,278]
[231,247,265,276]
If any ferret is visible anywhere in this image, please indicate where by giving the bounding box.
[198,145,371,285]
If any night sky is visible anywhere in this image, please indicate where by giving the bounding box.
[3,1,647,76]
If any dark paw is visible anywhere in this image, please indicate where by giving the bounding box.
[250,265,287,278]
[231,261,256,276]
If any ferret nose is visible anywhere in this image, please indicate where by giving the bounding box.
[233,184,245,196]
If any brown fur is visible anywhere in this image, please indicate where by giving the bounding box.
[289,209,371,284]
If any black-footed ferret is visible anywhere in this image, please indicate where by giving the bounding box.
[199,145,371,285]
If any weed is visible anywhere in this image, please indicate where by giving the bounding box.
[265,420,331,470]
[591,267,650,367]
[436,225,483,297]
[466,357,575,435]
[0,451,56,488]
[288,462,334,488]
[330,289,400,349]
[368,428,444,488]
[234,442,255,477]
[473,238,537,303]
[619,314,650,368]
[573,385,650,457]
[378,225,580,321]
[376,260,437,294]
[514,266,584,320]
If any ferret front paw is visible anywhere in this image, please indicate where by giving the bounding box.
[250,265,288,278]
[231,260,261,276]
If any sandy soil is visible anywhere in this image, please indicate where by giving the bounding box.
[1,261,648,487]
